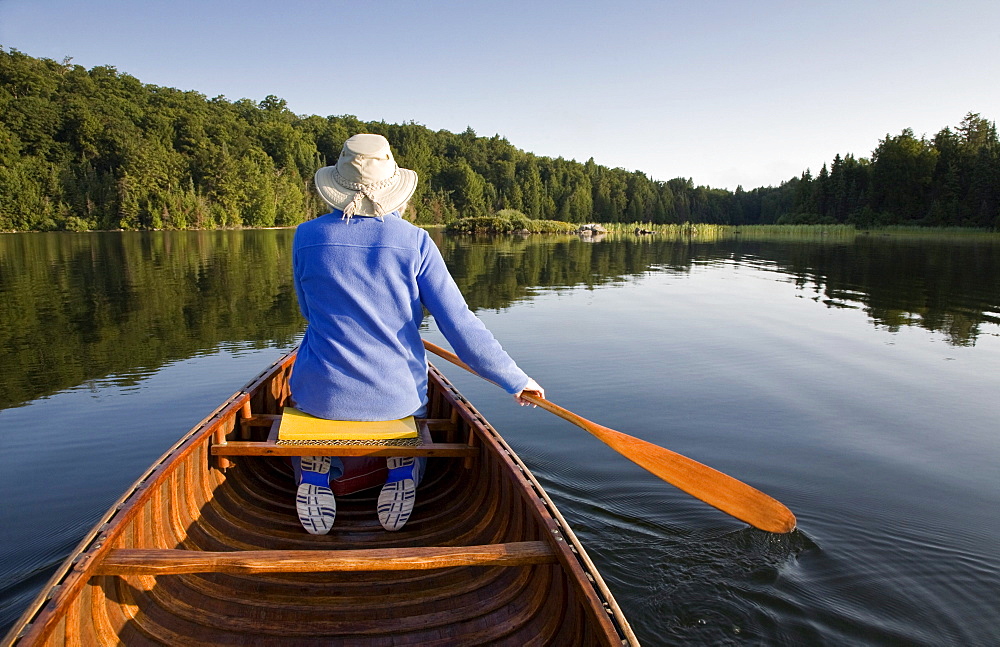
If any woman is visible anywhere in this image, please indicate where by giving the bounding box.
[290,133,544,534]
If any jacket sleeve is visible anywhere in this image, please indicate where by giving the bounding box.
[291,235,310,321]
[416,234,530,394]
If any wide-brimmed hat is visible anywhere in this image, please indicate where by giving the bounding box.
[314,134,418,218]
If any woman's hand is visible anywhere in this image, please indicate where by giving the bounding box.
[514,378,545,407]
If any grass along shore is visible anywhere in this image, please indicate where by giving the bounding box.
[447,214,998,241]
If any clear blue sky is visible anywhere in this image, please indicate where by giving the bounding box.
[2,0,998,190]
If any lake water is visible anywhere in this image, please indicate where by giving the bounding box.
[1,228,999,645]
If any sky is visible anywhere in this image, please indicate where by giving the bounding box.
[2,0,999,190]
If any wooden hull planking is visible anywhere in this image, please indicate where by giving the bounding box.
[3,352,637,646]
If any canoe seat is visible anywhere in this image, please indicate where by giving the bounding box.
[94,542,558,575]
[211,413,478,458]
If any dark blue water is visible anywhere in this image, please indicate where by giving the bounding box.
[2,230,999,645]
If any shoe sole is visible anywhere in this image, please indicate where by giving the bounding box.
[296,456,335,535]
[378,457,416,531]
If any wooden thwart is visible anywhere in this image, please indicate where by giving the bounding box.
[95,542,557,575]
[211,442,476,457]
[212,417,476,457]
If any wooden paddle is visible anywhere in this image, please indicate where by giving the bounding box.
[422,339,797,534]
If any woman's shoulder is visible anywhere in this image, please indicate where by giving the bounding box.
[295,212,335,231]
[293,213,335,244]
[384,216,431,243]
[294,214,430,251]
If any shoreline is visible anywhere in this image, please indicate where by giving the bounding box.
[2,223,997,240]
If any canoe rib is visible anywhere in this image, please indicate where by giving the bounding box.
[3,353,638,647]
[95,542,557,574]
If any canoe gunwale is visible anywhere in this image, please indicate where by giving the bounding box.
[3,350,637,646]
[429,366,638,646]
[1,354,291,647]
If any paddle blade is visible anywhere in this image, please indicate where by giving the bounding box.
[532,398,797,533]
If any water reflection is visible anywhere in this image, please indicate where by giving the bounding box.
[2,228,999,645]
[730,237,1000,347]
[440,233,1000,347]
[1,230,998,409]
[0,230,301,409]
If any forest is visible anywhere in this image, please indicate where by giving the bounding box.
[2,47,998,231]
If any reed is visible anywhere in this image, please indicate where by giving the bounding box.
[599,223,857,241]
[731,224,858,241]
[599,222,733,240]
[446,215,577,234]
[594,223,999,243]
[448,219,999,242]
[862,225,1000,241]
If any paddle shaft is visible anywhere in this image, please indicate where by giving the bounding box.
[422,339,796,534]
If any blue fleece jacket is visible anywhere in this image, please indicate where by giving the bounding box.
[290,211,530,421]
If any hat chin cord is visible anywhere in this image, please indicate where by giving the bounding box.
[334,166,400,219]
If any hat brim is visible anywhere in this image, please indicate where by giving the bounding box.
[314,166,418,216]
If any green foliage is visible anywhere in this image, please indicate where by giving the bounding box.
[0,48,323,231]
[495,208,530,229]
[446,216,515,233]
[1,48,997,231]
[777,114,998,229]
[776,211,838,225]
[446,213,576,234]
[529,219,577,233]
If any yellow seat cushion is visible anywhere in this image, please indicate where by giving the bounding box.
[277,407,419,442]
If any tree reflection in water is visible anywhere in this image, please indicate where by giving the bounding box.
[1,229,997,409]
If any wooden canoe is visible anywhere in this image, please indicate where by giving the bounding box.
[3,351,638,646]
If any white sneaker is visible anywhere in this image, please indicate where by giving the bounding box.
[377,457,416,531]
[296,456,336,535]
